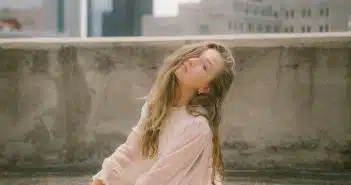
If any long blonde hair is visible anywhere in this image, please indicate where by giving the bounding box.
[140,41,235,184]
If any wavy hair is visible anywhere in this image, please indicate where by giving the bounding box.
[140,41,235,184]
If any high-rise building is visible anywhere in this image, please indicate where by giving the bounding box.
[87,0,93,37]
[279,0,351,33]
[143,0,281,36]
[87,0,112,37]
[42,0,81,36]
[142,0,351,36]
[102,0,153,36]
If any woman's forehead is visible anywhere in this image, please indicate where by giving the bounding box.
[201,49,223,64]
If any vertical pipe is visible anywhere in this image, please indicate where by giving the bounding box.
[80,0,88,38]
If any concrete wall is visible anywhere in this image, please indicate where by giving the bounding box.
[0,34,350,172]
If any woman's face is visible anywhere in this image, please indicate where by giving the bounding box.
[174,48,224,90]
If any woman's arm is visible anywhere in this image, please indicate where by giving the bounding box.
[91,102,148,185]
[135,117,211,185]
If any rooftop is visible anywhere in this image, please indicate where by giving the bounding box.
[0,32,350,49]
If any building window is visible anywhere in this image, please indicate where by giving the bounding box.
[228,21,238,30]
[302,9,306,17]
[239,23,244,31]
[199,24,209,34]
[302,9,311,17]
[320,9,324,16]
[307,26,311,32]
[273,11,278,18]
[285,9,297,19]
[257,24,263,32]
[265,25,271,33]
[57,0,65,33]
[283,26,294,33]
[320,8,329,17]
[301,26,305,32]
[319,24,329,32]
[248,23,253,32]
[290,10,294,18]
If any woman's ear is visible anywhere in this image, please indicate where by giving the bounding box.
[198,86,210,94]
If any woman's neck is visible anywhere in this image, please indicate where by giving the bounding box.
[174,83,195,107]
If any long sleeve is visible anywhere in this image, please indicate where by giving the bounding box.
[135,117,212,185]
[92,102,149,185]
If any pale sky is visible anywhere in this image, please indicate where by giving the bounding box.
[154,0,201,17]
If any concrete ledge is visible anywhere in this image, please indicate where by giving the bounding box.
[0,31,68,38]
[0,32,351,49]
[0,35,350,174]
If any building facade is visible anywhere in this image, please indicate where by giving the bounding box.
[142,0,351,36]
[279,0,351,33]
[42,0,112,37]
[143,0,281,36]
[42,0,81,36]
[102,0,153,36]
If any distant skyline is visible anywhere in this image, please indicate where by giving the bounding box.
[0,0,201,17]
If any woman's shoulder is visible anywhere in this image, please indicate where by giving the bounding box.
[193,115,211,134]
[179,114,211,136]
[139,100,149,117]
[170,114,211,143]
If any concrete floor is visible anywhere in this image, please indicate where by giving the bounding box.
[0,176,348,185]
[0,176,286,185]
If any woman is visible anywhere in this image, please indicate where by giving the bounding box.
[91,41,235,185]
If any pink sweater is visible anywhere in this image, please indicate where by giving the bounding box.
[92,102,221,185]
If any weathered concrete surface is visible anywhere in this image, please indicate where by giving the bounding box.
[0,34,350,172]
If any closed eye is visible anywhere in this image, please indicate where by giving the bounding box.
[205,58,212,71]
[203,64,207,71]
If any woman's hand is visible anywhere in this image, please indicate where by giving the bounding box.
[90,179,105,185]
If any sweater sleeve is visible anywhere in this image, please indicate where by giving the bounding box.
[92,101,148,185]
[135,117,212,185]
